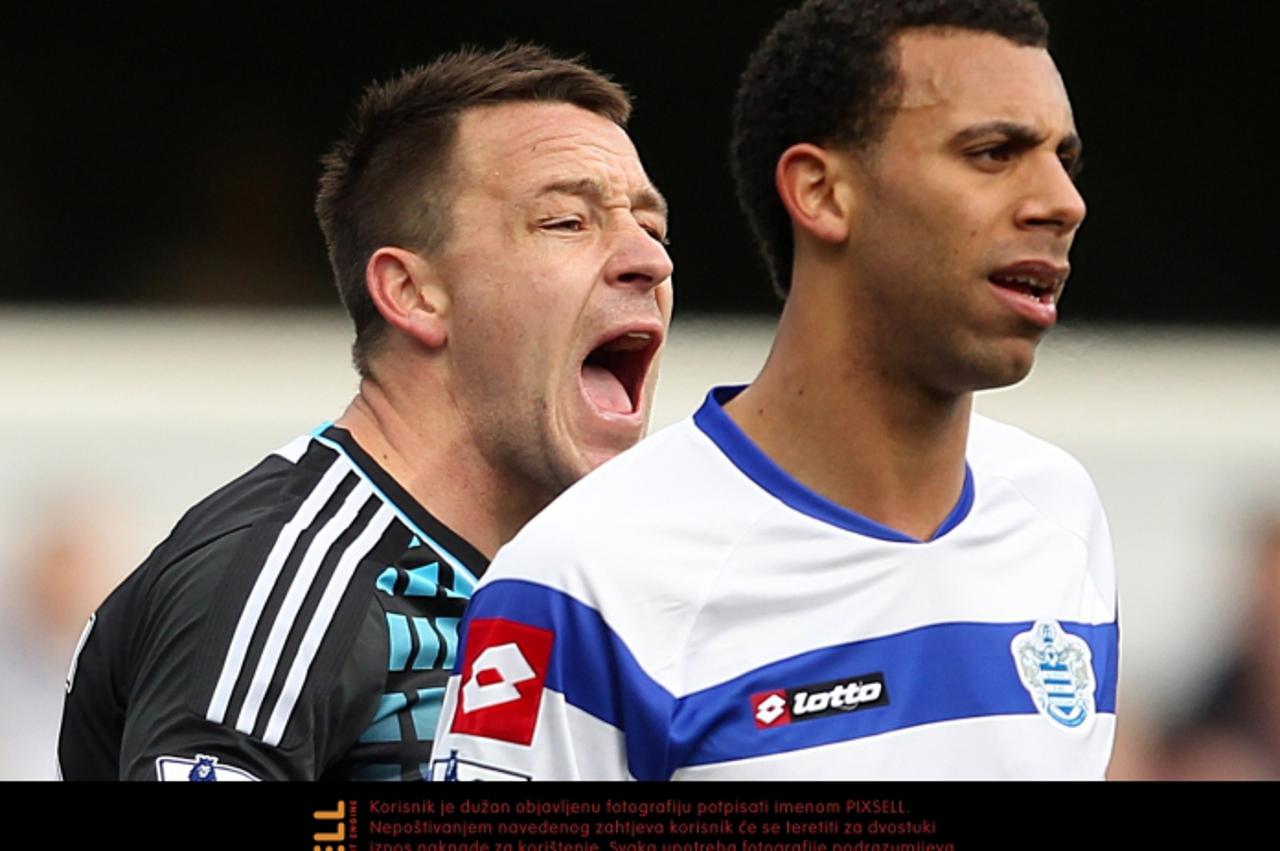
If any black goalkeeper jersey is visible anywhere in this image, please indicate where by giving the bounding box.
[57,425,488,781]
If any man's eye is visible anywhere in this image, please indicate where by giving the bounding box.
[971,144,1013,164]
[545,218,585,231]
[642,224,670,246]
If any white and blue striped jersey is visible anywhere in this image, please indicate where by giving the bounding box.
[432,386,1117,780]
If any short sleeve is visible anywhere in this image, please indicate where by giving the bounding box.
[114,531,386,781]
[431,575,677,781]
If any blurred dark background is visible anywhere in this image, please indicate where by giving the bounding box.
[2,2,1275,320]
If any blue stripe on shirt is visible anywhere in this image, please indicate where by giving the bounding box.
[675,619,1117,767]
[460,579,677,781]
[462,579,1118,777]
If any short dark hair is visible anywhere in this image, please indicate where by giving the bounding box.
[316,44,632,376]
[731,0,1049,297]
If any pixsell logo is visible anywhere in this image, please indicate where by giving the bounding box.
[751,672,889,728]
[312,801,346,851]
[450,618,554,745]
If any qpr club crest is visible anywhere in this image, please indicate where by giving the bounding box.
[1010,620,1096,731]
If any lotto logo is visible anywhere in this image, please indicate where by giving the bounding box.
[451,618,554,745]
[751,672,889,729]
[793,680,884,717]
[462,644,537,712]
[752,690,791,728]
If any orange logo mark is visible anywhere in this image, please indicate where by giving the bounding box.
[313,800,346,850]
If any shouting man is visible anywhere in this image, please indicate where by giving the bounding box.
[58,44,673,781]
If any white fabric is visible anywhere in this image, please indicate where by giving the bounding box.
[433,389,1117,780]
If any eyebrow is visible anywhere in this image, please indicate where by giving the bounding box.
[952,120,1085,176]
[536,177,669,221]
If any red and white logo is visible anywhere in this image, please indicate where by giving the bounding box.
[450,618,554,745]
[751,689,791,728]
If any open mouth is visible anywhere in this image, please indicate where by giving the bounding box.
[988,272,1061,305]
[580,329,661,416]
[987,261,1068,307]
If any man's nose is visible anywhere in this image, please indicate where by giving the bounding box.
[1017,154,1087,238]
[604,223,674,290]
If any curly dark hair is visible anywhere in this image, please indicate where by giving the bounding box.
[731,0,1049,297]
[316,44,631,377]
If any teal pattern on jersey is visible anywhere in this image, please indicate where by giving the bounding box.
[354,541,473,780]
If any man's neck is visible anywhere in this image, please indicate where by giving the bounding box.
[334,378,544,560]
[724,301,972,541]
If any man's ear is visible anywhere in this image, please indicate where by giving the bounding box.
[775,143,855,245]
[364,246,448,350]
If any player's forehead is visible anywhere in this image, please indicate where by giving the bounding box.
[890,29,1075,138]
[453,101,658,205]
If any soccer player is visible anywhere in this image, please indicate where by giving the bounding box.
[56,45,673,781]
[432,0,1117,780]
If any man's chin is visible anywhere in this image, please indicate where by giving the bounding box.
[565,407,650,472]
[937,337,1041,395]
[970,348,1038,392]
[575,439,638,476]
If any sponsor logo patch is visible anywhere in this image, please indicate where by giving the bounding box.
[450,618,553,745]
[430,749,532,781]
[1011,619,1097,732]
[751,690,790,728]
[751,672,889,728]
[154,754,260,782]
